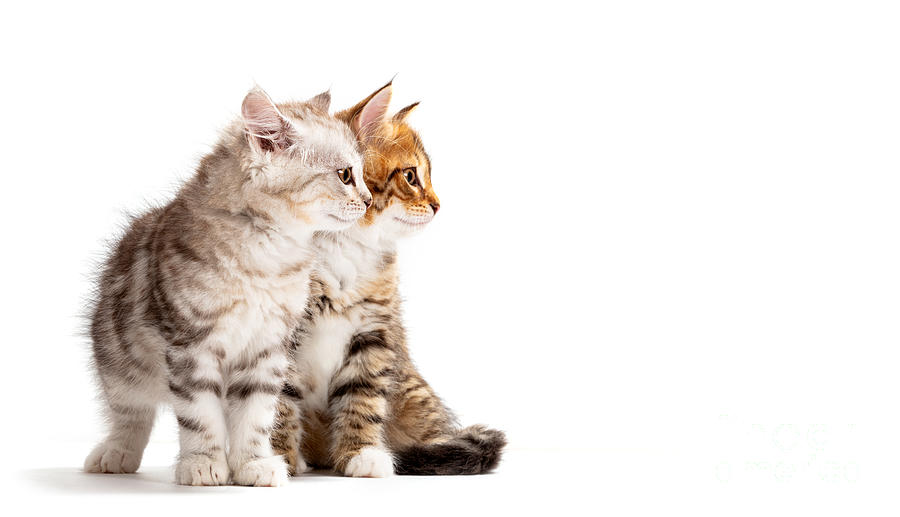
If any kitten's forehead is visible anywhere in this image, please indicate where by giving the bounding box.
[278,101,362,168]
[366,122,430,182]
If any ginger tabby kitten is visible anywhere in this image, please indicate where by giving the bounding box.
[270,82,506,477]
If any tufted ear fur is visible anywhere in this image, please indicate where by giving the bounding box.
[307,89,332,112]
[392,102,419,124]
[349,82,392,142]
[241,87,297,153]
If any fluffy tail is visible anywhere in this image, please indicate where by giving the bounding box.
[394,425,507,475]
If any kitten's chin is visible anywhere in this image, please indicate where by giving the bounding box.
[321,211,364,230]
[393,216,433,227]
[389,215,433,235]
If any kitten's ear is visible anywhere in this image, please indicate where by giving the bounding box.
[392,102,420,124]
[241,87,295,153]
[308,89,331,112]
[350,83,392,141]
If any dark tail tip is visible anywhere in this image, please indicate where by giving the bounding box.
[394,425,507,475]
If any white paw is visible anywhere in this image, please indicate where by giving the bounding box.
[232,456,289,487]
[344,447,394,478]
[84,442,143,473]
[293,457,313,476]
[175,453,229,486]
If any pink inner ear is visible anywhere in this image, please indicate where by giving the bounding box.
[355,86,392,139]
[242,89,293,152]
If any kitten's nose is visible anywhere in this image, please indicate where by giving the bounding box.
[363,196,373,208]
[430,202,440,215]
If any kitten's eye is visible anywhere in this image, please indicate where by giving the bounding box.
[403,167,417,186]
[337,167,353,185]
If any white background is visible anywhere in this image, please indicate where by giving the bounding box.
[1,1,898,514]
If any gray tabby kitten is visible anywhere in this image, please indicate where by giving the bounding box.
[84,86,374,486]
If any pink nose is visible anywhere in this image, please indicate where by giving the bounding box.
[430,202,440,215]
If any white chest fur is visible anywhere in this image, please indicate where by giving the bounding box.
[206,227,315,359]
[209,273,311,361]
[314,233,384,299]
[294,314,357,410]
[293,232,389,409]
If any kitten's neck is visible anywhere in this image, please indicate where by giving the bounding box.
[175,134,318,272]
[311,225,396,299]
[339,223,397,255]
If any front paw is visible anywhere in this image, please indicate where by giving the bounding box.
[232,456,289,487]
[283,450,312,476]
[84,442,143,474]
[343,447,394,478]
[175,453,229,486]
[289,457,312,476]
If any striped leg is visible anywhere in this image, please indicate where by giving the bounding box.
[271,386,309,476]
[329,330,396,477]
[226,347,290,487]
[84,398,157,474]
[85,320,165,474]
[167,347,229,486]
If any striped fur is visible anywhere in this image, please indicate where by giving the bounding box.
[271,83,506,477]
[84,87,372,486]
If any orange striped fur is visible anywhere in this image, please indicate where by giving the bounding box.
[271,83,504,477]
